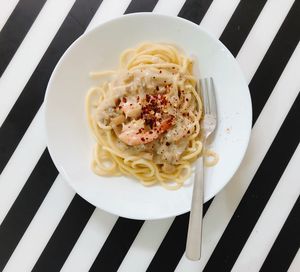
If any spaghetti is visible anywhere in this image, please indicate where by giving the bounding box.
[86,42,218,189]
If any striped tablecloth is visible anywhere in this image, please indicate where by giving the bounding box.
[0,0,299,271]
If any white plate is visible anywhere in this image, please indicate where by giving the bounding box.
[44,13,252,220]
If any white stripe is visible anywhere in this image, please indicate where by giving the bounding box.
[86,0,132,32]
[232,144,300,271]
[61,209,118,272]
[175,0,300,269]
[0,0,19,31]
[288,249,300,272]
[153,0,186,15]
[0,108,45,224]
[0,0,75,126]
[237,0,295,82]
[117,218,174,272]
[3,176,75,272]
[200,0,240,38]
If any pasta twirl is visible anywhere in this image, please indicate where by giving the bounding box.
[86,42,218,190]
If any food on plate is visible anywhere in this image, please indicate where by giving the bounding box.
[86,42,218,189]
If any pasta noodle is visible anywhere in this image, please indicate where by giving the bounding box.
[86,42,218,190]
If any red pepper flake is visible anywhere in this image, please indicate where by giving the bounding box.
[122,97,127,103]
[149,131,153,134]
[141,137,145,142]
[137,96,140,101]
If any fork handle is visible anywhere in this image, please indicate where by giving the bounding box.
[185,157,204,261]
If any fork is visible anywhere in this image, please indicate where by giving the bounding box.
[185,77,217,261]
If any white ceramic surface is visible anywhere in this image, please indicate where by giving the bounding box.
[44,13,252,220]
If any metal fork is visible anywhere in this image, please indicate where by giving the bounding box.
[185,77,217,261]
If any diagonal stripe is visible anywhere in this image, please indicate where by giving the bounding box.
[117,218,174,272]
[147,202,212,272]
[0,0,19,31]
[219,0,267,57]
[89,218,144,271]
[249,0,300,123]
[204,93,300,271]
[260,195,300,272]
[0,0,103,175]
[60,209,118,272]
[237,0,295,83]
[147,0,268,269]
[0,109,46,224]
[178,0,214,24]
[2,176,75,272]
[288,249,300,272]
[0,149,58,271]
[231,143,300,271]
[125,0,159,13]
[152,0,186,15]
[199,0,240,39]
[31,195,95,272]
[0,0,76,127]
[0,0,47,76]
[86,0,132,31]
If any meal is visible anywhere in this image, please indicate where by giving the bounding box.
[85,42,218,189]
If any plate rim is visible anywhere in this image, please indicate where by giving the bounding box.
[44,12,252,220]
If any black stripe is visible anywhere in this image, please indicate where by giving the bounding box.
[32,195,95,272]
[0,0,103,175]
[260,195,300,272]
[0,0,47,77]
[89,218,144,272]
[125,0,159,13]
[220,0,267,57]
[147,201,212,272]
[0,149,58,271]
[146,0,268,269]
[178,0,214,24]
[249,0,300,123]
[204,93,300,271]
